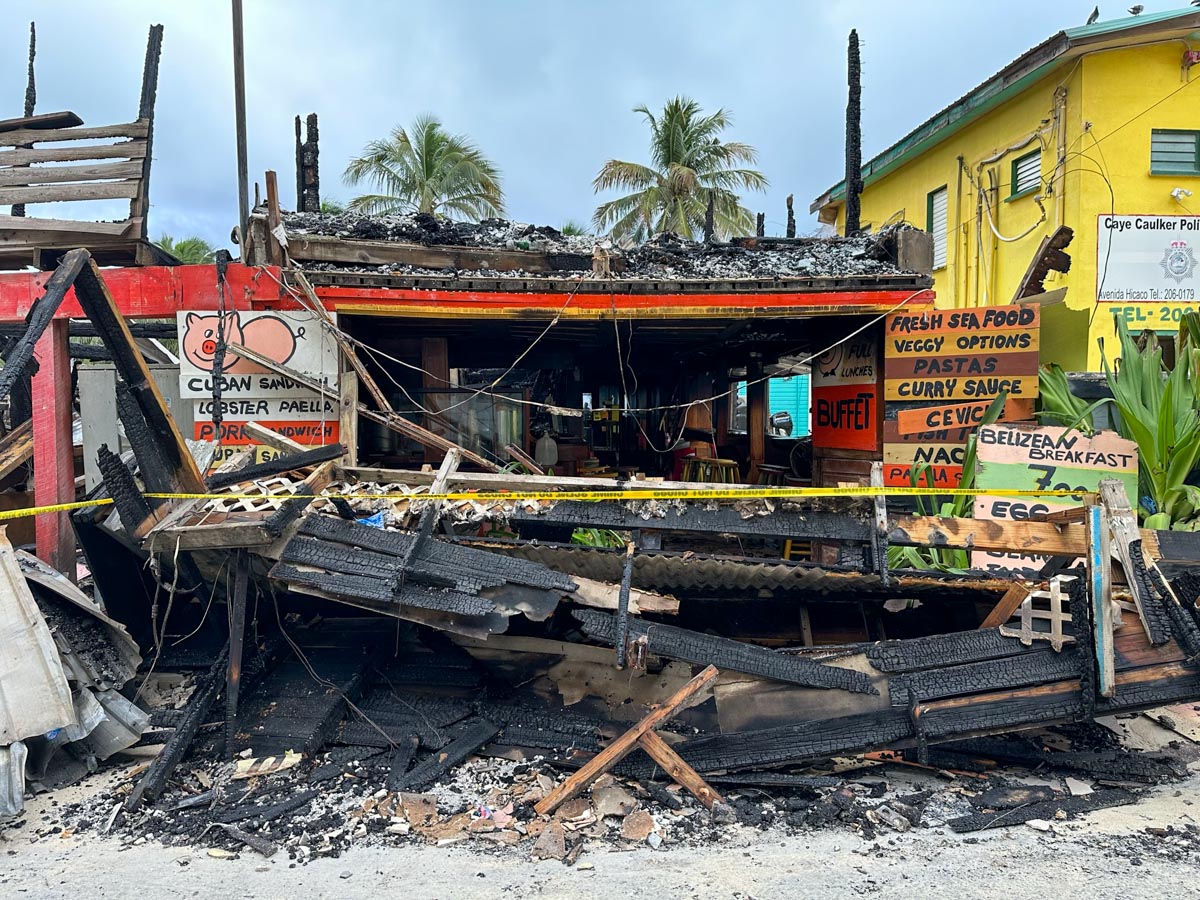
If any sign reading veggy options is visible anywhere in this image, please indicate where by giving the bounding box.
[883,303,1040,487]
[178,310,340,464]
[973,423,1138,575]
[811,335,879,452]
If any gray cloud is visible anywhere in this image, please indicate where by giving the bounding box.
[0,1,1177,249]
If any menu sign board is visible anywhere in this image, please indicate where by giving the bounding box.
[973,424,1138,575]
[811,335,879,452]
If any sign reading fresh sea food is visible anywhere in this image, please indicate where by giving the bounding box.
[972,424,1138,575]
[178,310,340,462]
[884,304,1040,401]
[811,335,879,452]
[1097,215,1200,328]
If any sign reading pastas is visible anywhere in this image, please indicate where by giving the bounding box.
[811,335,879,452]
[973,424,1138,576]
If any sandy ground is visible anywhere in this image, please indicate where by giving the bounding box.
[4,772,1200,900]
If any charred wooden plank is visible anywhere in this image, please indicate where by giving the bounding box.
[385,736,420,791]
[889,515,1087,556]
[947,788,1134,833]
[125,643,229,810]
[574,609,877,694]
[215,788,320,825]
[206,443,345,490]
[866,628,1037,673]
[260,460,338,538]
[279,535,402,580]
[512,502,873,541]
[269,562,496,617]
[114,382,175,502]
[669,709,913,774]
[390,719,500,791]
[889,648,1082,706]
[0,248,87,399]
[918,685,1083,738]
[95,443,151,533]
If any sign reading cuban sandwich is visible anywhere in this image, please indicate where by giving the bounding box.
[811,335,879,452]
[1098,214,1200,328]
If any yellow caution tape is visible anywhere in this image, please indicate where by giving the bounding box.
[3,486,1093,522]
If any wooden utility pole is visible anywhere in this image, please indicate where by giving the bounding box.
[11,22,35,218]
[845,29,863,235]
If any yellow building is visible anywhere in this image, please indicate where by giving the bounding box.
[811,8,1200,370]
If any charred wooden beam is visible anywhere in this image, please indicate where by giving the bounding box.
[947,788,1134,833]
[844,29,863,234]
[888,647,1081,706]
[114,382,175,504]
[95,444,152,531]
[261,459,339,538]
[866,627,1035,672]
[125,643,230,810]
[389,719,499,792]
[384,735,420,791]
[573,609,877,694]
[73,258,204,495]
[888,515,1088,556]
[513,502,872,541]
[0,247,87,399]
[206,443,345,490]
[270,562,497,617]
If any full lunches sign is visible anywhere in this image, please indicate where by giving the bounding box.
[177,310,339,461]
[882,303,1039,488]
[1097,215,1200,329]
[811,335,879,452]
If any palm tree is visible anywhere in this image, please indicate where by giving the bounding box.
[592,96,767,242]
[343,114,504,220]
[560,220,590,236]
[156,234,216,264]
[319,198,345,214]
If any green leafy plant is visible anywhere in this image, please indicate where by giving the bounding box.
[1036,363,1101,435]
[1099,315,1200,530]
[888,393,1008,573]
[570,528,626,549]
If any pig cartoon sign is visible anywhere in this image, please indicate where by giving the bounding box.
[177,310,337,399]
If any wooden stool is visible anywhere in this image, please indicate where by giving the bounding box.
[757,464,787,486]
[709,459,741,483]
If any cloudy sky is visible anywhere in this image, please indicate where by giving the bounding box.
[1,1,1185,249]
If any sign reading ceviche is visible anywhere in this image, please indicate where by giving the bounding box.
[177,309,340,465]
[1098,214,1200,329]
[972,423,1138,576]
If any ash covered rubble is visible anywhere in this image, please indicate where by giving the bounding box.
[281,210,919,281]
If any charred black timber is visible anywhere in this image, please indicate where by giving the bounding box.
[1151,530,1200,581]
[1125,541,1174,646]
[114,383,175,503]
[511,502,871,542]
[0,322,180,339]
[389,719,499,791]
[206,444,345,490]
[215,788,320,826]
[0,248,87,399]
[280,535,407,580]
[941,737,1185,783]
[385,735,420,791]
[74,260,202,494]
[224,550,250,759]
[866,628,1041,673]
[919,689,1083,738]
[844,29,863,235]
[95,444,152,532]
[888,647,1082,707]
[574,609,877,693]
[125,643,230,810]
[298,514,575,592]
[269,562,497,617]
[946,788,1136,833]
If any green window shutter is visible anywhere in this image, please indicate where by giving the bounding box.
[927,186,948,269]
[1011,150,1040,197]
[1151,130,1200,175]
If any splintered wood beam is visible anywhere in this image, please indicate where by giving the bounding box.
[242,420,307,453]
[979,582,1031,630]
[72,257,204,494]
[889,515,1088,556]
[0,419,33,480]
[534,665,719,816]
[637,730,725,811]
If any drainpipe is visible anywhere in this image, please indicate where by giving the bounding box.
[955,155,965,308]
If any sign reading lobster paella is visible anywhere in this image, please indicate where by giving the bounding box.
[972,423,1138,576]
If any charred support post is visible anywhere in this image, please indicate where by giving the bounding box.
[299,113,319,212]
[844,29,863,234]
[32,318,73,573]
[703,191,715,243]
[10,22,35,219]
[785,194,796,238]
[614,542,636,668]
[1088,502,1115,698]
[131,24,163,242]
[231,0,249,244]
[756,213,765,238]
[224,549,249,760]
